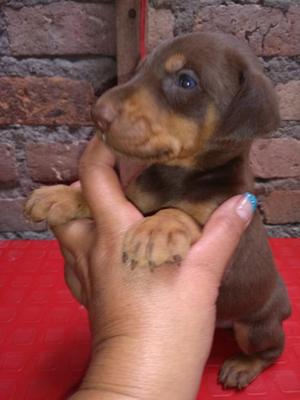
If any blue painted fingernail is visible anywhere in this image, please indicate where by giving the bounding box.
[244,192,257,211]
[236,192,257,223]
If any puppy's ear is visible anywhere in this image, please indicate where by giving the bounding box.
[220,68,280,140]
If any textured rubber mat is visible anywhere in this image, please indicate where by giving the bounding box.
[0,239,299,400]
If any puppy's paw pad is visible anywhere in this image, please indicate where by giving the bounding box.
[122,215,193,270]
[219,354,264,390]
[25,185,82,226]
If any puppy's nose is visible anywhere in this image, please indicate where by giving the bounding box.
[91,102,117,132]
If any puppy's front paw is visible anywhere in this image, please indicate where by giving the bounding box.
[25,185,89,226]
[122,210,200,270]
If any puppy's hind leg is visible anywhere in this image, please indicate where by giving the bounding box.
[219,280,291,389]
[219,318,284,389]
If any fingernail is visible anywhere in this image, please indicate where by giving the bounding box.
[236,192,257,222]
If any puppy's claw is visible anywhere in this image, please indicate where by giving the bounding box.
[122,252,129,264]
[148,260,156,272]
[173,254,182,264]
[130,260,138,270]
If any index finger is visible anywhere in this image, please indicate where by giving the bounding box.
[79,135,142,228]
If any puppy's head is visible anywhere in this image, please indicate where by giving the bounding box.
[92,32,280,166]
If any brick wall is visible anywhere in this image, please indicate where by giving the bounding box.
[0,0,116,238]
[0,0,299,238]
[148,0,300,237]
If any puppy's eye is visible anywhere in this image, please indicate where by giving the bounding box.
[177,73,197,89]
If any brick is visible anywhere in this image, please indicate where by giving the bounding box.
[148,7,175,51]
[5,2,116,56]
[0,144,17,184]
[0,77,95,126]
[261,190,300,224]
[276,81,300,121]
[0,199,46,232]
[194,5,300,56]
[26,142,87,183]
[250,138,300,178]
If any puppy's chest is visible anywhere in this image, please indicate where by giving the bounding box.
[125,178,169,215]
[125,165,223,225]
[125,160,249,223]
[124,164,183,213]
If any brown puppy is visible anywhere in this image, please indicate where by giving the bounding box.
[25,32,291,389]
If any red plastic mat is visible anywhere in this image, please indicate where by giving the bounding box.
[0,239,299,400]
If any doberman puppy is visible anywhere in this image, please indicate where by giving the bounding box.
[25,32,291,389]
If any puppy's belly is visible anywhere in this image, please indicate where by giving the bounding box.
[216,320,233,329]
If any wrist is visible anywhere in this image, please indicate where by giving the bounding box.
[69,388,136,400]
[78,335,169,400]
[74,315,214,400]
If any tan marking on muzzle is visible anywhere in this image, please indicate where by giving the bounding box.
[111,87,219,165]
[166,103,220,167]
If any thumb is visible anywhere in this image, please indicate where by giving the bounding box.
[186,193,257,282]
[79,135,142,229]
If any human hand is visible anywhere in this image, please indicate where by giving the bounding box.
[53,136,256,400]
